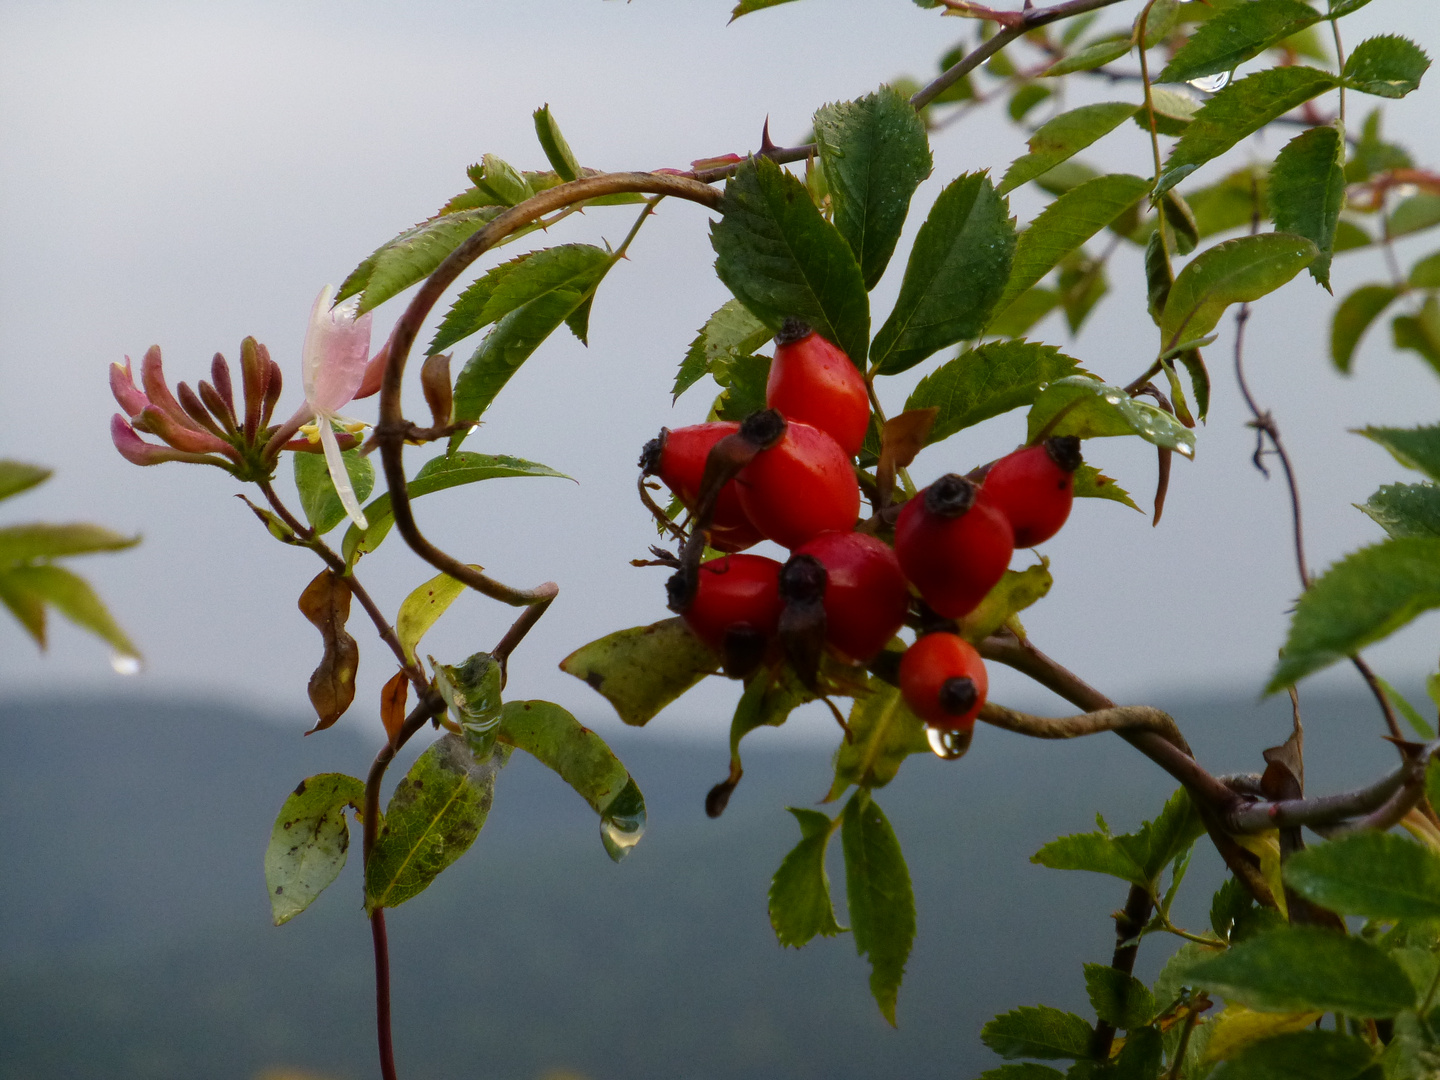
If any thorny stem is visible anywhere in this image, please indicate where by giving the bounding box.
[1091,883,1153,1060]
[374,173,722,609]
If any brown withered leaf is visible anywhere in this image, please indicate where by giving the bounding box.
[420,353,453,427]
[876,407,938,509]
[380,669,409,747]
[298,569,359,732]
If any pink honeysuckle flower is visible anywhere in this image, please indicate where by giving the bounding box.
[296,285,373,530]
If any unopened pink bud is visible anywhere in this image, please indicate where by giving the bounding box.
[110,359,151,417]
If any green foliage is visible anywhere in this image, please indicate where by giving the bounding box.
[729,0,799,18]
[1269,537,1440,690]
[264,773,364,925]
[1073,464,1141,511]
[1026,377,1196,456]
[981,1004,1094,1060]
[1043,36,1132,77]
[1389,194,1440,239]
[0,460,51,502]
[365,734,499,912]
[1284,832,1440,920]
[958,562,1054,642]
[1158,0,1322,85]
[993,174,1151,320]
[1268,125,1345,289]
[1331,284,1400,372]
[813,85,933,290]
[293,442,374,536]
[769,807,845,947]
[343,451,567,566]
[673,298,773,399]
[997,103,1138,195]
[0,523,139,563]
[841,791,915,1026]
[827,670,929,800]
[905,340,1083,446]
[1343,35,1431,100]
[532,104,580,182]
[341,207,503,313]
[560,617,719,726]
[395,570,470,665]
[496,700,646,862]
[1188,926,1416,1017]
[1160,233,1318,350]
[1032,788,1205,890]
[0,564,140,660]
[870,172,1015,374]
[1210,1030,1377,1080]
[429,253,532,355]
[1084,963,1154,1030]
[1157,67,1339,195]
[710,352,772,421]
[711,155,870,365]
[1359,482,1440,539]
[450,245,615,439]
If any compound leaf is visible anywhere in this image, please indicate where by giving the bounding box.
[905,339,1083,446]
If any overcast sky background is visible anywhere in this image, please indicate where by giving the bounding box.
[3,0,1439,746]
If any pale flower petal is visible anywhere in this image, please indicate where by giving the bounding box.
[303,285,373,415]
[317,415,369,530]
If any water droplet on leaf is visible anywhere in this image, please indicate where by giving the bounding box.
[111,654,141,676]
[1188,71,1231,93]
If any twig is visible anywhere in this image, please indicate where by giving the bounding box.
[1091,883,1153,1060]
[979,701,1188,745]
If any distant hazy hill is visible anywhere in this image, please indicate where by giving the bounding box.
[0,687,1402,1079]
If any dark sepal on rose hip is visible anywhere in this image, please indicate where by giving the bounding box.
[778,554,828,689]
[924,473,978,519]
[638,428,667,473]
[721,625,767,681]
[939,675,978,717]
[774,316,812,346]
[1044,435,1083,473]
[665,568,691,615]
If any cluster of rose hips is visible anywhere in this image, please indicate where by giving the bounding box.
[640,318,1083,748]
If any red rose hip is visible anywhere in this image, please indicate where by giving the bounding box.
[981,436,1082,547]
[790,531,911,662]
[894,474,1014,618]
[766,318,870,458]
[678,553,783,657]
[734,411,860,549]
[641,422,763,553]
[899,632,988,729]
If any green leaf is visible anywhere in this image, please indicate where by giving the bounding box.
[264,773,364,926]
[1158,0,1322,85]
[711,156,870,365]
[1157,67,1339,195]
[1007,84,1052,123]
[0,523,138,564]
[769,807,845,947]
[0,461,50,503]
[1411,251,1440,289]
[468,154,533,206]
[1026,377,1196,457]
[1135,787,1207,882]
[813,85,933,290]
[1160,232,1317,350]
[395,570,471,665]
[293,442,374,537]
[958,563,1054,642]
[1268,537,1440,690]
[1343,35,1430,99]
[1033,788,1202,888]
[1392,299,1440,377]
[0,564,139,659]
[1074,464,1141,511]
[1359,425,1440,483]
[1389,194,1440,239]
[870,172,1016,374]
[1212,1030,1378,1080]
[343,207,504,313]
[993,174,1151,318]
[1359,483,1440,540]
[827,671,930,801]
[532,104,580,182]
[450,251,613,437]
[1042,35,1133,77]
[1033,830,1146,886]
[1370,673,1435,738]
[364,734,498,912]
[981,1004,1095,1059]
[559,617,720,726]
[430,652,503,749]
[905,340,1083,446]
[1330,284,1399,373]
[1144,86,1203,137]
[730,0,799,18]
[986,287,1061,338]
[497,700,646,862]
[728,661,817,781]
[427,254,531,355]
[711,353,772,422]
[1333,219,1372,252]
[1189,925,1415,1017]
[1268,125,1345,289]
[673,298,773,400]
[1085,963,1155,1030]
[343,451,568,566]
[1187,167,1269,241]
[976,1068,1066,1080]
[1284,832,1440,920]
[842,791,915,1026]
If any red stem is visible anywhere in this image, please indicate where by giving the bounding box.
[372,908,397,1080]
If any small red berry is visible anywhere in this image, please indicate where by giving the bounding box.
[899,632,988,729]
[767,319,870,458]
[790,532,911,662]
[643,423,764,553]
[893,474,1014,618]
[735,412,861,549]
[679,553,783,656]
[981,436,1082,547]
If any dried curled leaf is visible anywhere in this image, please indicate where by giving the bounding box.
[298,569,359,731]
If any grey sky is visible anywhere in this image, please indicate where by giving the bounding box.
[3,0,1438,743]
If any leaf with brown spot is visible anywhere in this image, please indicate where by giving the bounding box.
[298,569,359,731]
[381,669,409,746]
[876,408,938,507]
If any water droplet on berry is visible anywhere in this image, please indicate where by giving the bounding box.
[927,727,971,760]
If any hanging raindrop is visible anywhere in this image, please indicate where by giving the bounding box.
[927,726,973,760]
[111,654,141,676]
